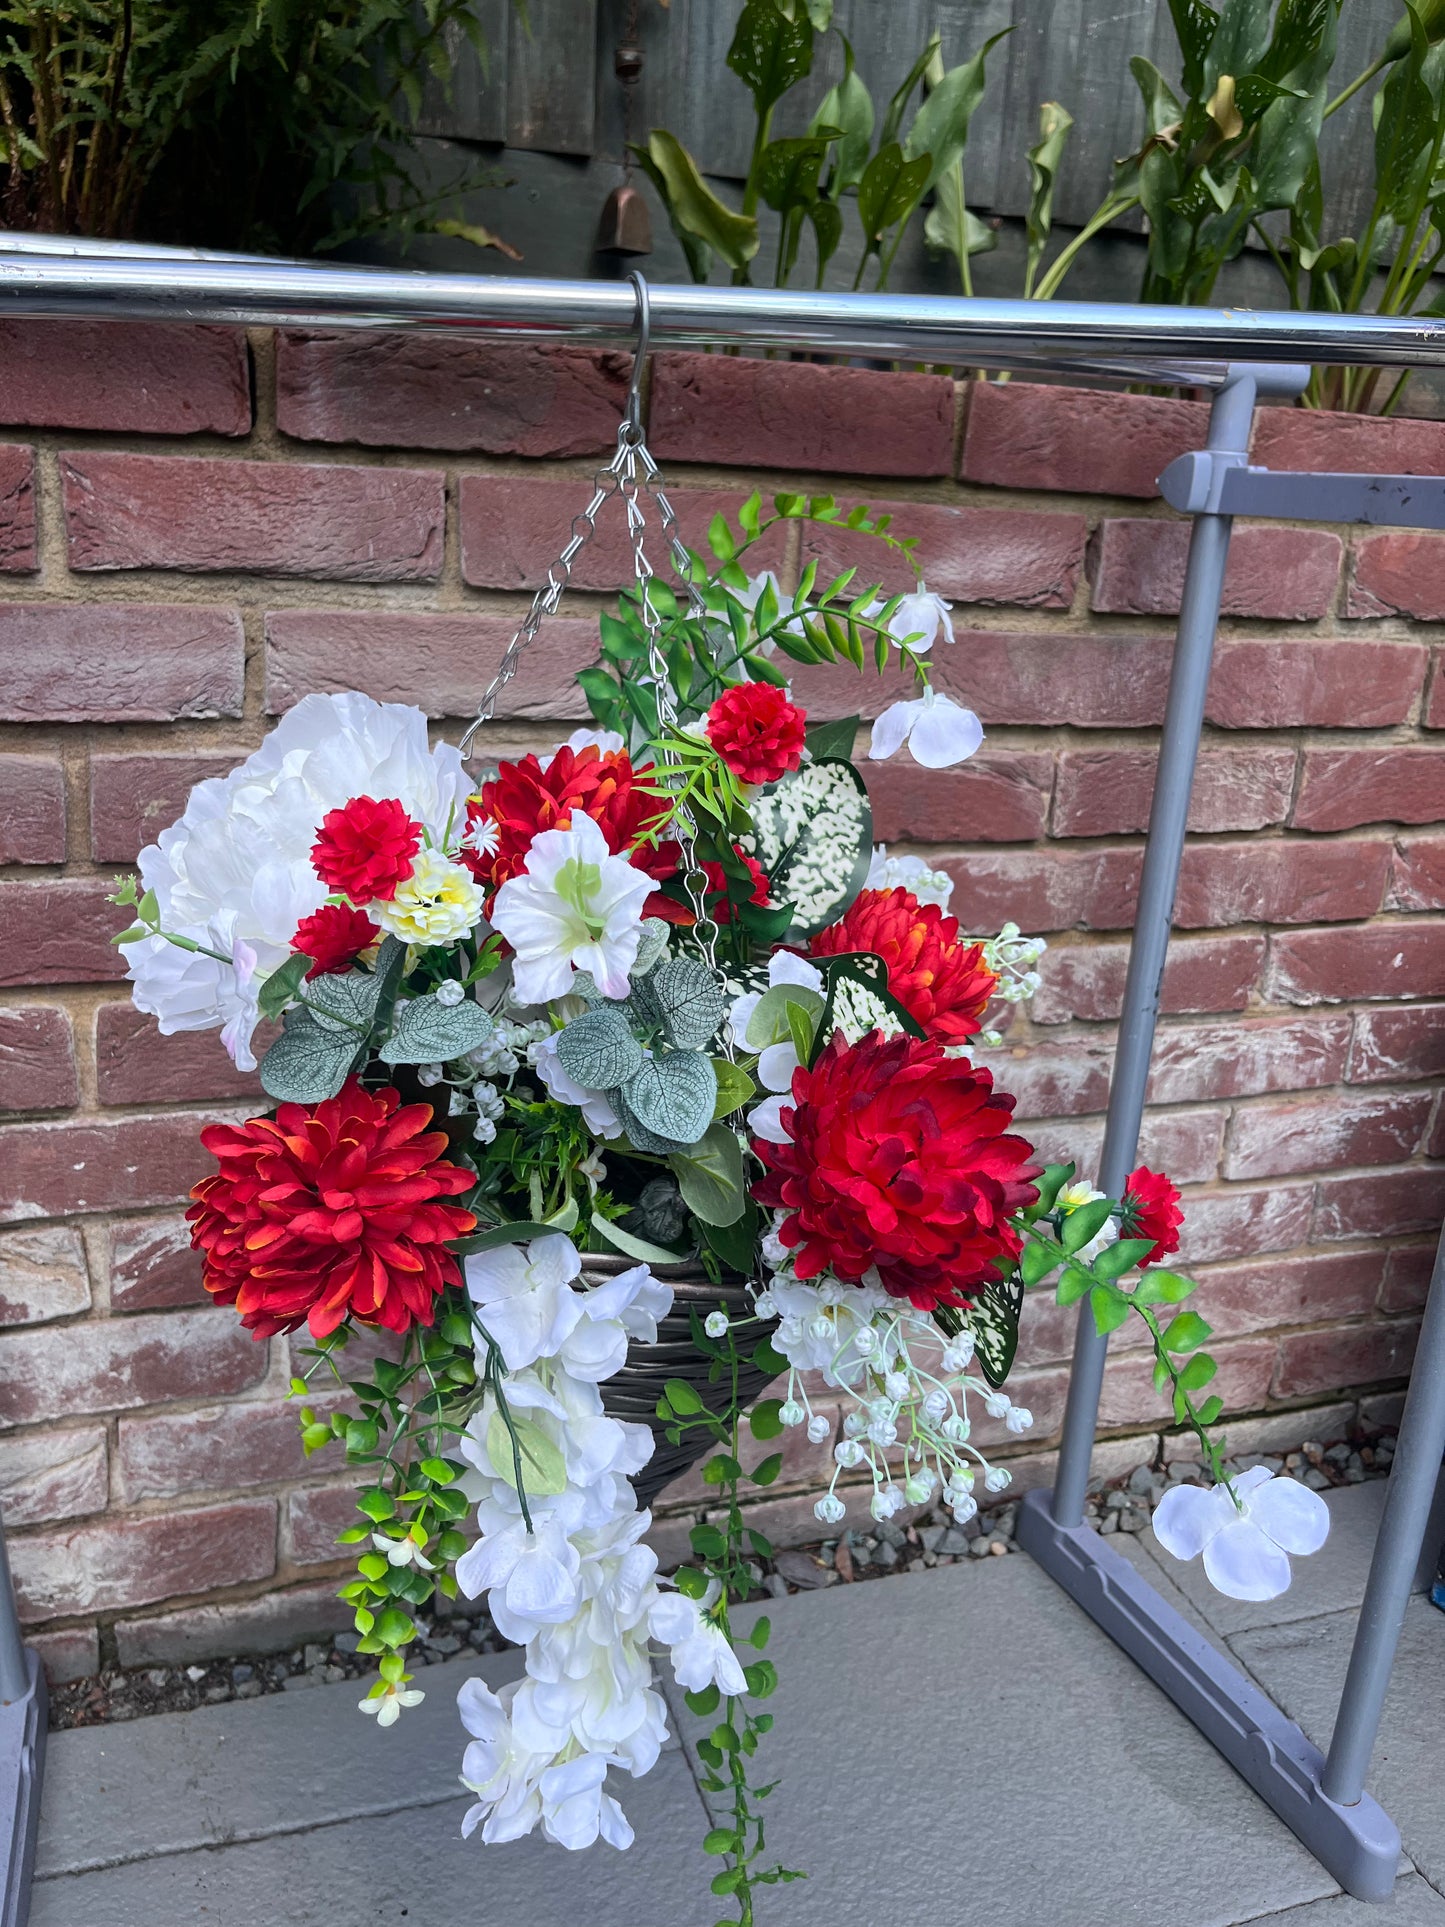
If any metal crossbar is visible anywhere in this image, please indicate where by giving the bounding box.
[3,233,1445,1923]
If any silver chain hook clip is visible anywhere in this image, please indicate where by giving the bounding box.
[622,269,649,444]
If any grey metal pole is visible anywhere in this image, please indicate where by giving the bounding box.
[1322,1226,1445,1804]
[1049,367,1261,1527]
[0,1515,25,1705]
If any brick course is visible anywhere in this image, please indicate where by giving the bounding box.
[0,343,1438,1669]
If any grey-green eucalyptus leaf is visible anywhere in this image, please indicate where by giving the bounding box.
[622,1049,717,1146]
[669,1124,747,1227]
[555,1006,644,1091]
[378,993,494,1066]
[651,955,726,1051]
[259,1007,361,1106]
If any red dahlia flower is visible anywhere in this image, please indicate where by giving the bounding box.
[311,795,422,904]
[188,1081,475,1340]
[462,745,679,913]
[810,888,997,1043]
[706,682,807,786]
[1121,1166,1183,1267]
[752,1030,1038,1311]
[291,903,377,979]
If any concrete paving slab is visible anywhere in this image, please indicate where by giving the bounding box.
[1244,1875,1445,1923]
[36,1650,527,1877]
[29,1754,715,1927]
[664,1558,1343,1927]
[1109,1526,1240,1661]
[1233,1599,1445,1898]
[1142,1481,1389,1641]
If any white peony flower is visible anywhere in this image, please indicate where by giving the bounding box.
[1152,1465,1330,1601]
[491,814,652,1004]
[529,1032,624,1138]
[868,686,984,769]
[649,1588,749,1698]
[125,691,471,1069]
[370,849,486,946]
[866,845,954,912]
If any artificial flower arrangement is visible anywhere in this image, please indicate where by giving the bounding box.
[112,490,1329,1919]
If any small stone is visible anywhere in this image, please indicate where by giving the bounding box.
[1325,1443,1351,1466]
[185,1665,207,1683]
[1345,1456,1366,1484]
[993,1504,1018,1539]
[922,1550,937,1567]
[987,1538,1008,1556]
[1100,1513,1119,1534]
[871,1540,900,1569]
[1302,1441,1324,1466]
[468,1626,491,1649]
[1120,1507,1149,1534]
[429,1634,462,1656]
[231,1664,254,1684]
[234,1680,263,1700]
[324,1665,348,1683]
[203,1684,230,1704]
[1127,1465,1156,1497]
[1303,1467,1330,1491]
[1168,1460,1201,1484]
[936,1526,972,1557]
[281,1672,321,1691]
[919,1525,946,1553]
[968,1537,993,1559]
[906,1555,927,1573]
[303,1643,327,1671]
[764,1573,789,1599]
[288,1648,303,1666]
[774,1548,838,1590]
[1105,1490,1130,1511]
[334,1632,362,1655]
[876,1520,907,1548]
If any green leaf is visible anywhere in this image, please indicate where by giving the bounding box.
[1089,1237,1158,1281]
[702,1198,759,1274]
[810,34,874,193]
[728,0,814,116]
[1163,1310,1213,1353]
[1023,100,1074,294]
[357,1489,396,1521]
[690,1522,727,1559]
[744,984,824,1052]
[965,1276,1023,1388]
[747,758,872,940]
[1145,1269,1197,1304]
[651,956,726,1050]
[1089,1283,1132,1337]
[453,1220,557,1256]
[903,31,1011,195]
[711,1057,757,1121]
[1061,1198,1115,1255]
[675,1565,710,1599]
[1168,0,1222,97]
[749,1399,784,1440]
[1197,1394,1225,1425]
[258,949,312,1020]
[1019,1239,1058,1288]
[743,1659,778,1698]
[624,1049,717,1146]
[485,1410,568,1497]
[592,1216,686,1265]
[703,1827,737,1856]
[856,142,931,250]
[756,133,835,216]
[665,1379,706,1415]
[1056,1266,1093,1308]
[803,715,860,765]
[375,1607,414,1647]
[555,1006,643,1091]
[1179,1352,1218,1393]
[633,131,759,274]
[303,965,386,1035]
[670,1124,747,1227]
[258,1007,361,1106]
[812,955,924,1055]
[751,1453,784,1486]
[689,1686,723,1718]
[379,992,494,1066]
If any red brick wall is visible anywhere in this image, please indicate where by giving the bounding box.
[1,322,1441,1675]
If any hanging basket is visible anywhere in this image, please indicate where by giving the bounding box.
[585,1253,776,1510]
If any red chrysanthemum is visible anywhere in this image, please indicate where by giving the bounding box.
[810,888,997,1043]
[1121,1166,1183,1267]
[752,1030,1038,1311]
[311,795,422,905]
[705,682,807,786]
[697,847,772,927]
[187,1081,475,1341]
[291,904,377,980]
[461,746,679,916]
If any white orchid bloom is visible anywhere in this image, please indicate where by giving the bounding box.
[882,586,955,651]
[1152,1464,1330,1601]
[866,845,954,911]
[869,686,984,770]
[492,812,651,1004]
[360,1678,425,1728]
[465,1234,587,1374]
[529,1031,624,1138]
[649,1587,749,1699]
[370,1530,436,1571]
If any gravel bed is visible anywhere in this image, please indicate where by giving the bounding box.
[46,1428,1395,1730]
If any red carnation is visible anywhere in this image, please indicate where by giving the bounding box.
[188,1081,475,1341]
[752,1030,1038,1312]
[706,682,807,786]
[811,888,997,1043]
[1121,1166,1183,1267]
[291,904,377,979]
[462,746,679,914]
[311,795,422,904]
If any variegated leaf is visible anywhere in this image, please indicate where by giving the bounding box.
[745,757,873,939]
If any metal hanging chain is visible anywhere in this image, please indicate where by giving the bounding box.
[458,272,723,980]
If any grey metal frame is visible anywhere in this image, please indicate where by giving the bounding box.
[3,236,1445,1921]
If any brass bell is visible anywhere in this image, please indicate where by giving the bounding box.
[597,181,652,256]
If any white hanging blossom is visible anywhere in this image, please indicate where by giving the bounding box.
[1152,1464,1330,1601]
[868,687,984,770]
[866,845,955,911]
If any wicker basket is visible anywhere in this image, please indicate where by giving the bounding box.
[585,1254,776,1510]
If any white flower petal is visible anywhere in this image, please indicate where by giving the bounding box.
[757,1041,801,1094]
[1246,1474,1331,1557]
[906,693,984,769]
[1151,1481,1235,1563]
[867,700,915,762]
[747,1093,793,1144]
[1202,1516,1294,1602]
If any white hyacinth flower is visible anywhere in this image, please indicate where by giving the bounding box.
[492,813,651,1004]
[868,686,984,769]
[1152,1465,1330,1601]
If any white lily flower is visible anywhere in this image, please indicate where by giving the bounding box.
[649,1587,749,1698]
[359,1678,425,1728]
[492,813,651,1004]
[1056,1182,1121,1265]
[869,686,984,769]
[1152,1464,1330,1601]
